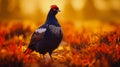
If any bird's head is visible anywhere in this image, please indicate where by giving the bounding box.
[49,5,60,15]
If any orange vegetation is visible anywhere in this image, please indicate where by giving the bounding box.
[0,21,120,67]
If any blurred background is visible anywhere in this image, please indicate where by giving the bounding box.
[0,0,120,32]
[0,0,120,21]
[0,0,120,31]
[0,0,120,67]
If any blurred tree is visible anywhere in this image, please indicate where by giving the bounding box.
[0,0,9,18]
[0,0,1,13]
[0,0,120,20]
[0,0,21,19]
[64,0,76,21]
[9,0,21,19]
[81,0,98,20]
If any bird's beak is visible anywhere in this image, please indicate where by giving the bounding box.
[58,9,60,12]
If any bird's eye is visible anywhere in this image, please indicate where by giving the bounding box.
[53,9,57,11]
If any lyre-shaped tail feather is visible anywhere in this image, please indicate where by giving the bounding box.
[24,48,33,55]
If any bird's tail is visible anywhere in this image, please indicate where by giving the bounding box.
[24,48,32,55]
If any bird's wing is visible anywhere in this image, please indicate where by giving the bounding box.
[32,28,46,40]
[28,27,47,48]
[49,25,61,37]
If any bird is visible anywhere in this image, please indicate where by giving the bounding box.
[24,5,63,59]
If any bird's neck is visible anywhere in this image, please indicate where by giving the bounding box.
[45,12,59,26]
[47,13,56,21]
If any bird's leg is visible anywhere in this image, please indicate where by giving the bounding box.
[49,52,54,61]
[24,48,32,55]
[41,54,46,63]
[43,55,45,60]
[39,54,44,59]
[42,54,50,64]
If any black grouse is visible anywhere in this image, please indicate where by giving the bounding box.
[24,5,63,58]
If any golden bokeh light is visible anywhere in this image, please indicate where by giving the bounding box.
[110,0,120,10]
[20,0,37,15]
[93,0,110,10]
[71,0,86,10]
[38,0,65,13]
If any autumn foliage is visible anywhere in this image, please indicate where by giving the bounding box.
[0,21,120,67]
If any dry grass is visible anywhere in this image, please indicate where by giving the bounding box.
[0,21,120,67]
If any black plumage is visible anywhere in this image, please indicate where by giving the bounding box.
[24,5,63,58]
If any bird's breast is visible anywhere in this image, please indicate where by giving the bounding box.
[49,25,62,37]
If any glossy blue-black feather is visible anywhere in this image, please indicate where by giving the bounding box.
[25,5,63,57]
